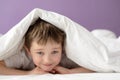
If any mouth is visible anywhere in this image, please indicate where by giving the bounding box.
[43,64,52,66]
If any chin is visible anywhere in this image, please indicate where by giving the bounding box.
[41,65,57,72]
[41,66,54,71]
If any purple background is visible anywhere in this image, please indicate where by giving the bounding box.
[0,0,120,35]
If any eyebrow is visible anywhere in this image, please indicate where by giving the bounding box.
[33,47,61,51]
[33,49,43,51]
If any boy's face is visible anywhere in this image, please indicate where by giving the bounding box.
[28,40,62,72]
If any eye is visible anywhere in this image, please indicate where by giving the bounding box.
[37,52,44,55]
[52,51,59,54]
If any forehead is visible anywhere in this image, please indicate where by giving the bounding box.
[30,40,62,50]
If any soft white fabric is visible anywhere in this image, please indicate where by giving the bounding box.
[91,29,120,72]
[91,29,117,39]
[0,8,120,72]
[0,73,120,80]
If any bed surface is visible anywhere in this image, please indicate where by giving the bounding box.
[0,73,120,80]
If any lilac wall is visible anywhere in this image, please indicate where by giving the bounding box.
[0,0,120,35]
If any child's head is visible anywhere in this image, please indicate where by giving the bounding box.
[24,18,66,71]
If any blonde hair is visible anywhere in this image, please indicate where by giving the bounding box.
[24,18,66,50]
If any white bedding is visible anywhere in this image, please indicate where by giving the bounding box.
[0,8,120,75]
[0,73,120,80]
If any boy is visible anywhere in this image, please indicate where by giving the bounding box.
[0,18,93,75]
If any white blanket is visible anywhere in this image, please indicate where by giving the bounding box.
[0,73,120,80]
[0,8,120,72]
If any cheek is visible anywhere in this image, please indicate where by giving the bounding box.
[53,54,62,64]
[32,55,41,65]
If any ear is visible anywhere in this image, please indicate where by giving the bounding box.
[24,45,31,55]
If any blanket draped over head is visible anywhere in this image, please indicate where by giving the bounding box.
[0,8,120,72]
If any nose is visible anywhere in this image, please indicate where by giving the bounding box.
[43,55,51,64]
